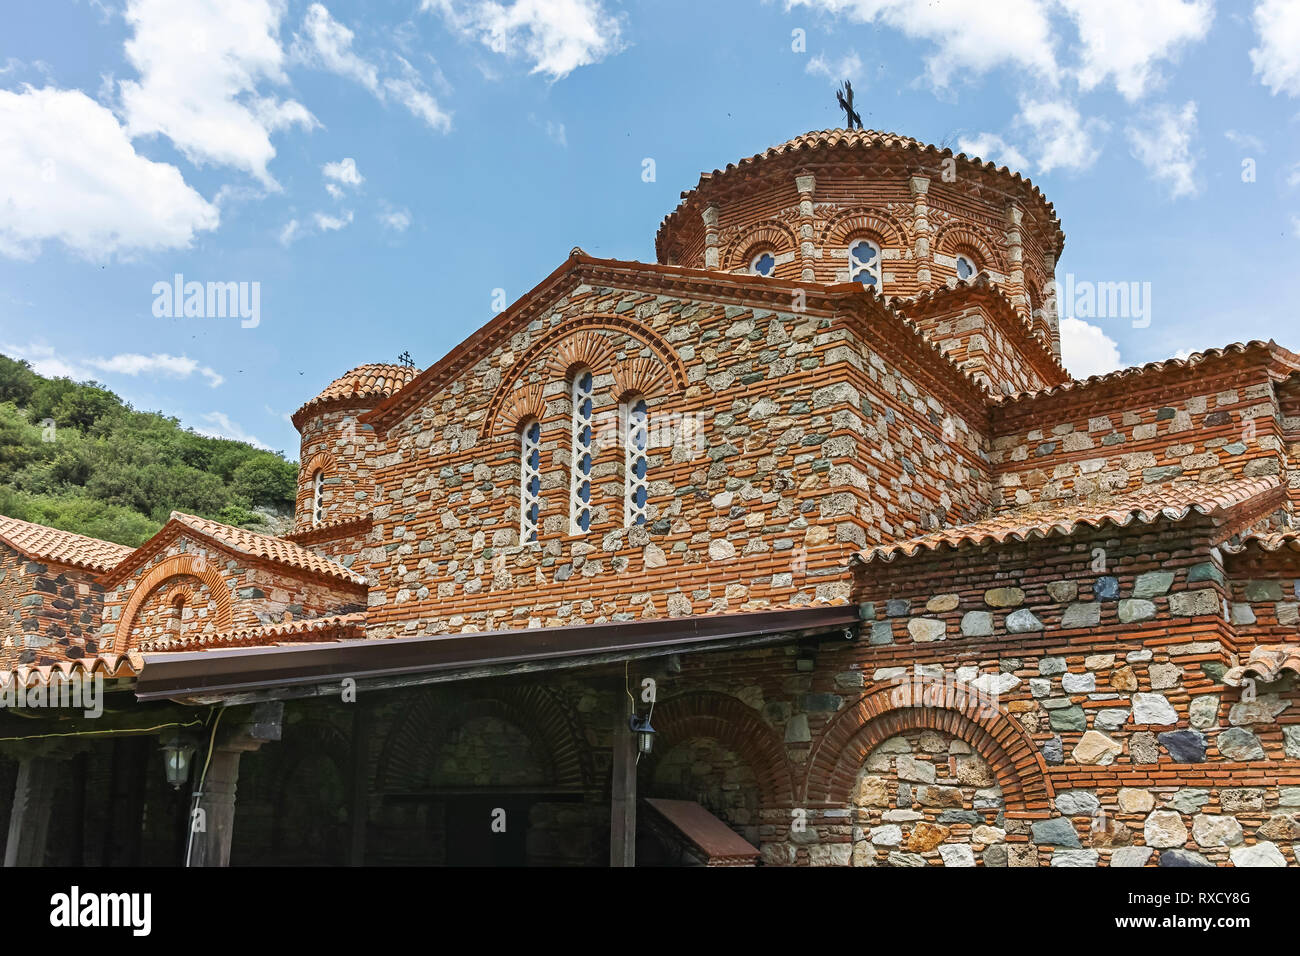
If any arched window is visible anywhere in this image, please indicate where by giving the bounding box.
[312,469,325,525]
[623,395,649,527]
[848,238,882,288]
[519,419,542,544]
[569,368,594,534]
[955,253,978,281]
[750,250,776,277]
[168,593,186,635]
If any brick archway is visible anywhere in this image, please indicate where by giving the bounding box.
[803,683,1052,817]
[115,554,234,650]
[375,683,594,792]
[646,691,795,807]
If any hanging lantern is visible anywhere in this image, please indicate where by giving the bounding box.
[628,713,657,755]
[160,731,196,790]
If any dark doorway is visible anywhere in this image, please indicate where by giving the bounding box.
[443,795,529,866]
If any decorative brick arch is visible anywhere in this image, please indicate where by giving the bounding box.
[933,222,1008,273]
[484,314,688,438]
[802,683,1052,816]
[115,553,234,650]
[302,451,336,479]
[375,683,594,792]
[646,691,796,807]
[723,219,798,270]
[821,205,910,249]
[498,382,548,435]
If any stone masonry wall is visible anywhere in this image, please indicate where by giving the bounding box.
[0,546,106,667]
[989,357,1284,509]
[295,405,388,533]
[353,279,992,636]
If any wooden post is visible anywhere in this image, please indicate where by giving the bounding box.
[348,703,369,866]
[188,748,242,867]
[187,702,283,867]
[609,687,636,867]
[4,756,60,867]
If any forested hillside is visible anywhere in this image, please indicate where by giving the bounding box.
[0,354,297,546]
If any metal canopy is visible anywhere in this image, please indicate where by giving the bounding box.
[135,605,860,704]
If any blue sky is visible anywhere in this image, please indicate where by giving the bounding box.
[1,0,1298,458]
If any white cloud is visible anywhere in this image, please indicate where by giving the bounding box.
[786,0,1058,88]
[379,207,412,231]
[1059,0,1212,101]
[957,132,1030,172]
[806,50,863,84]
[1059,317,1124,378]
[278,218,304,245]
[2,343,224,387]
[313,210,353,231]
[1017,98,1108,173]
[428,0,625,80]
[1224,129,1266,153]
[294,3,451,130]
[1,343,86,380]
[1250,0,1300,96]
[85,352,224,387]
[119,0,316,187]
[1126,100,1200,198]
[323,157,363,190]
[196,411,271,449]
[0,86,219,260]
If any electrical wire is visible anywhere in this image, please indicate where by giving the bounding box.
[0,718,204,742]
[184,707,223,868]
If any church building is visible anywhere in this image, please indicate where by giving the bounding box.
[1,127,1298,867]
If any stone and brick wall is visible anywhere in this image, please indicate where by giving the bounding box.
[0,546,107,667]
[989,351,1285,509]
[295,406,389,534]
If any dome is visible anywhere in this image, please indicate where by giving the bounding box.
[653,127,1065,358]
[656,128,1063,266]
[291,363,418,428]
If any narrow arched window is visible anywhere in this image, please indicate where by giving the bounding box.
[312,469,325,525]
[168,594,186,635]
[623,395,649,527]
[569,368,594,534]
[848,238,882,288]
[519,419,541,544]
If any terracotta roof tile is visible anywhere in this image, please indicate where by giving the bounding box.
[168,512,368,587]
[994,341,1300,405]
[852,477,1282,565]
[893,275,1070,386]
[0,514,133,573]
[138,612,365,653]
[0,651,138,689]
[1222,530,1300,555]
[1223,645,1300,687]
[291,362,418,426]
